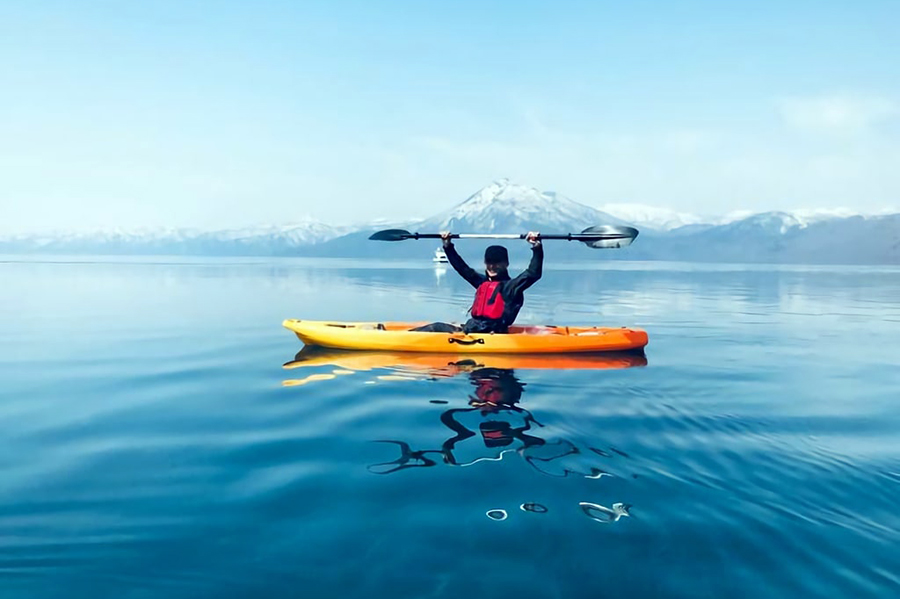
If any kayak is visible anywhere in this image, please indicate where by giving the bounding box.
[284,346,648,373]
[282,319,648,354]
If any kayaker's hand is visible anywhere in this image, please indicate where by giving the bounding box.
[526,231,541,247]
[441,231,453,247]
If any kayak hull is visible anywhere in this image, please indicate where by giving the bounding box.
[282,319,648,354]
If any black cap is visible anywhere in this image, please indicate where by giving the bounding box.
[484,245,509,263]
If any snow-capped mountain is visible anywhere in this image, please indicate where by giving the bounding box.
[0,227,195,253]
[416,179,628,233]
[785,207,900,227]
[655,212,900,264]
[597,203,705,231]
[716,211,804,235]
[2,180,897,264]
[714,208,853,228]
[196,220,351,246]
[599,201,900,231]
[0,219,350,255]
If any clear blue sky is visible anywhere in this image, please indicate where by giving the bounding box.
[1,0,898,232]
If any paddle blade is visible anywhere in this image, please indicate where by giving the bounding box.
[579,225,639,249]
[369,228,414,241]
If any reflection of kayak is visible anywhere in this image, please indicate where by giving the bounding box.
[283,319,648,353]
[284,346,647,374]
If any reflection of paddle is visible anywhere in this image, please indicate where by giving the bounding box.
[369,225,639,249]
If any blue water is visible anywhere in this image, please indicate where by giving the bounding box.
[1,256,899,598]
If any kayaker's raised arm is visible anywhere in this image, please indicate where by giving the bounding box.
[510,232,543,293]
[442,233,484,288]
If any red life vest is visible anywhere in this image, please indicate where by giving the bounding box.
[471,281,505,319]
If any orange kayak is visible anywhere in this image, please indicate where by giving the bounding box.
[282,319,648,354]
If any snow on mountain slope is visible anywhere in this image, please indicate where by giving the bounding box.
[715,207,900,228]
[715,211,804,235]
[416,179,627,232]
[0,218,350,253]
[203,220,351,245]
[600,204,897,231]
[598,203,705,230]
[786,207,900,226]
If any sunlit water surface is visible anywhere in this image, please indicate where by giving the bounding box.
[1,256,899,598]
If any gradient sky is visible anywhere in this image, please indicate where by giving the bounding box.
[1,0,898,232]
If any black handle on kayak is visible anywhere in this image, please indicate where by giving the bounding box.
[448,338,485,346]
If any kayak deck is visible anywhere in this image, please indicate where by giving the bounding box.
[282,319,648,354]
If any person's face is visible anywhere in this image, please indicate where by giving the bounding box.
[485,261,508,278]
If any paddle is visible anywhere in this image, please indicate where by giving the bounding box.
[369,225,639,249]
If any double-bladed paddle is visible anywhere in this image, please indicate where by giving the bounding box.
[368,225,639,249]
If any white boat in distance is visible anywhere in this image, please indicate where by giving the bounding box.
[433,247,449,263]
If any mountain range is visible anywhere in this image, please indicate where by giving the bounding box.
[2,180,898,264]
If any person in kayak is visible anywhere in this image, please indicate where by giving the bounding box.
[412,231,542,334]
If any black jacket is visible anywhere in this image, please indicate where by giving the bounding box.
[445,243,543,333]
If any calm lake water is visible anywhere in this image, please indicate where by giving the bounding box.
[1,255,899,598]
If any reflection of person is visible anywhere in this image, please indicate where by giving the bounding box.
[439,368,545,464]
[412,231,543,334]
[368,367,624,477]
[368,368,545,473]
[468,367,524,406]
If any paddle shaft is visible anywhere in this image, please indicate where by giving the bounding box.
[409,232,633,241]
[367,225,639,248]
